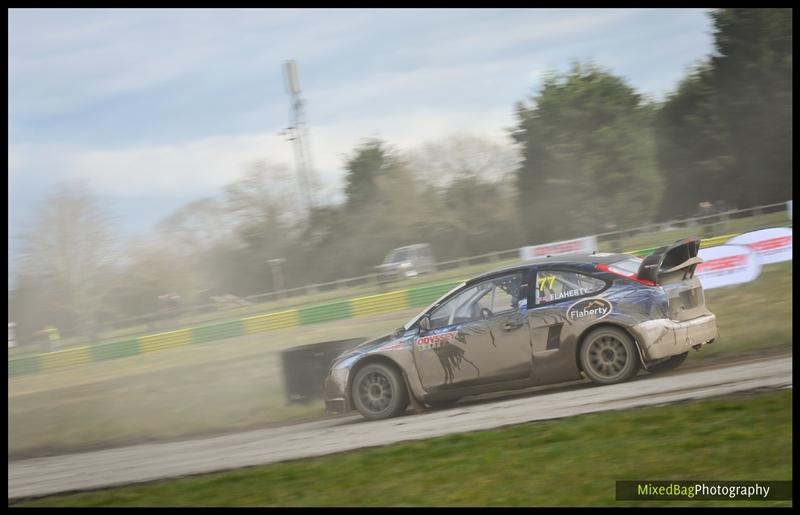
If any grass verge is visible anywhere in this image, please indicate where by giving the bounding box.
[16,389,792,507]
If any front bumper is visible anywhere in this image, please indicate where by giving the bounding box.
[322,367,351,413]
[632,314,718,361]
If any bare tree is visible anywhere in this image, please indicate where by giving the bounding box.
[225,161,300,232]
[15,183,117,340]
[156,197,234,255]
[405,135,521,192]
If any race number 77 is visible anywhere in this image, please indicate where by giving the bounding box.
[537,274,556,292]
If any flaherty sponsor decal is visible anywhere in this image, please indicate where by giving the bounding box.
[415,330,458,349]
[565,298,612,321]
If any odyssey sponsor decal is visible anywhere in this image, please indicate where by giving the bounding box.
[726,227,792,264]
[565,298,612,321]
[415,330,458,350]
[696,244,762,290]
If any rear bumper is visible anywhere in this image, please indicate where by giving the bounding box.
[631,314,718,361]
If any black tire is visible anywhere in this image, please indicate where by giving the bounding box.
[579,327,641,385]
[647,352,688,374]
[351,363,409,420]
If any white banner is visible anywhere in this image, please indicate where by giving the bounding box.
[519,235,597,261]
[695,244,762,290]
[726,227,792,265]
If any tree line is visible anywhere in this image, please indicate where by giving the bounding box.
[9,8,791,343]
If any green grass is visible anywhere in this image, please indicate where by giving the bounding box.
[12,210,789,355]
[696,261,792,359]
[17,390,792,507]
[8,260,792,460]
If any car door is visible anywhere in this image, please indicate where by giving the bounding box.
[413,272,532,392]
[526,268,610,385]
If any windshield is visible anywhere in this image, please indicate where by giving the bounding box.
[384,248,409,264]
[403,282,466,331]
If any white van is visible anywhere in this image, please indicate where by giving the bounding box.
[377,244,436,279]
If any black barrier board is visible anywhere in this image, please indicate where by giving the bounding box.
[280,337,367,404]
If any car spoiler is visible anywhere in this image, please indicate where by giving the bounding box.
[637,236,703,284]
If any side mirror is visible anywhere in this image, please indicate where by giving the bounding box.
[418,315,431,332]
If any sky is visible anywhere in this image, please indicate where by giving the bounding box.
[8,8,715,268]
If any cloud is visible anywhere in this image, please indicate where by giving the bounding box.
[9,105,517,207]
[8,8,714,236]
[432,8,644,57]
[9,9,368,119]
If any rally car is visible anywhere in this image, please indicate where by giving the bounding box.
[322,237,718,420]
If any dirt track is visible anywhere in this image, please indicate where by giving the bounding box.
[8,354,791,500]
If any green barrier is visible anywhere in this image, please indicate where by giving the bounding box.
[298,300,352,325]
[90,339,141,361]
[191,320,245,344]
[406,280,462,307]
[629,246,657,257]
[8,355,40,376]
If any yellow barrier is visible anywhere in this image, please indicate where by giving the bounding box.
[39,346,92,370]
[699,234,738,248]
[350,290,409,317]
[242,310,300,334]
[138,328,192,354]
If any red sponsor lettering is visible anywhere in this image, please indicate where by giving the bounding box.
[415,331,457,347]
[744,236,792,252]
[532,240,583,256]
[696,255,747,273]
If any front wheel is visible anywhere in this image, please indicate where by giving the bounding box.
[579,327,641,385]
[647,352,688,374]
[351,363,409,420]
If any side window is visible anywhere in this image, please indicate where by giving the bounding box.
[428,273,522,329]
[534,270,606,305]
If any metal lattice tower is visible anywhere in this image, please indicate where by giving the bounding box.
[282,60,318,213]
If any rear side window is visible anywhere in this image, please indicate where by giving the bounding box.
[607,257,642,276]
[534,270,607,305]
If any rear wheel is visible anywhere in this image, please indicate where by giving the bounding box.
[351,363,409,420]
[647,352,688,374]
[579,327,641,385]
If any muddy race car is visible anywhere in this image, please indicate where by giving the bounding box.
[323,237,718,420]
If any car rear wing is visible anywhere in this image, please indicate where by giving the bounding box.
[637,237,703,285]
